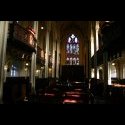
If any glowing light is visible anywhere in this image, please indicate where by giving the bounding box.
[105,21,110,22]
[91,36,94,57]
[91,68,95,78]
[4,65,8,70]
[41,26,44,30]
[96,21,99,51]
[63,99,77,104]
[108,62,111,85]
[97,68,99,79]
[36,70,40,73]
[26,63,29,66]
[91,23,95,57]
[49,68,52,71]
[74,82,82,84]
[112,63,115,66]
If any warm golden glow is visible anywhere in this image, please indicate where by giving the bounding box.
[105,21,110,22]
[26,63,29,66]
[96,21,99,51]
[63,99,77,104]
[4,65,8,70]
[91,35,94,57]
[91,68,95,78]
[112,63,115,66]
[36,70,40,73]
[97,68,99,79]
[49,68,52,71]
[41,26,44,30]
[91,24,94,57]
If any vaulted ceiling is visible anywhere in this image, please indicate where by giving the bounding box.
[56,21,90,41]
[38,21,91,42]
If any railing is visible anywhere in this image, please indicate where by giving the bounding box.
[13,22,37,48]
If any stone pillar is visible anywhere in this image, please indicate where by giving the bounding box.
[30,21,38,95]
[88,39,91,79]
[45,22,50,78]
[119,62,123,79]
[103,51,108,94]
[115,61,123,79]
[89,21,92,79]
[56,39,60,78]
[93,22,97,79]
[0,21,9,104]
[95,21,100,79]
[52,37,56,78]
[115,62,119,79]
[96,21,99,51]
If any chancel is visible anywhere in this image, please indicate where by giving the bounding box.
[0,21,125,104]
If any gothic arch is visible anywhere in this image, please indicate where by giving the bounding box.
[60,26,85,66]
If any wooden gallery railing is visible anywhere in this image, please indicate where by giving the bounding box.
[12,22,37,49]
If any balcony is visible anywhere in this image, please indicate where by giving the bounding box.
[7,22,37,53]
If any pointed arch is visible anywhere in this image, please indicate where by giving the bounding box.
[66,34,79,65]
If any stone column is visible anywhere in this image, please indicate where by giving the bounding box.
[52,37,56,78]
[89,21,92,79]
[95,21,99,79]
[88,38,91,79]
[115,62,119,79]
[115,61,123,79]
[0,21,9,104]
[119,62,123,79]
[93,22,97,79]
[45,22,50,78]
[30,21,38,95]
[56,39,60,78]
[103,51,108,94]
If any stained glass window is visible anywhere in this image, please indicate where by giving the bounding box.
[66,34,79,65]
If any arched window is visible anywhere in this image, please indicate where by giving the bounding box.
[66,34,79,65]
